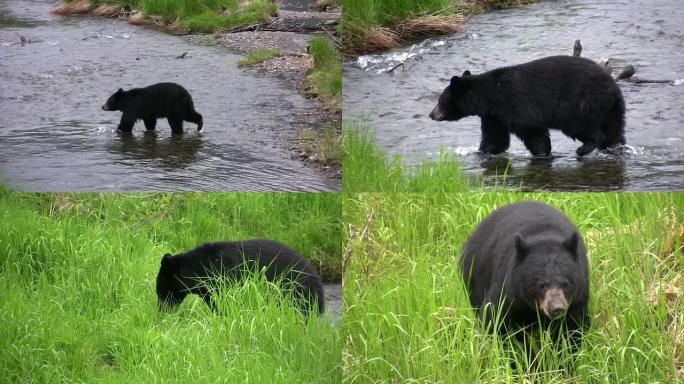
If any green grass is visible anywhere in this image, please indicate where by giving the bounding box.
[343,192,683,382]
[181,1,276,33]
[343,125,472,192]
[61,0,276,33]
[340,0,534,53]
[238,48,282,67]
[0,191,341,383]
[306,37,342,111]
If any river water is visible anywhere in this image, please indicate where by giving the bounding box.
[344,0,684,191]
[0,0,338,191]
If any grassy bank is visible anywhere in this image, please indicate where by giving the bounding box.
[343,126,472,192]
[343,192,683,382]
[0,192,341,383]
[52,0,277,33]
[306,36,342,112]
[340,0,535,53]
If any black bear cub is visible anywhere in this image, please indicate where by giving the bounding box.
[461,201,590,351]
[156,239,324,315]
[429,56,626,157]
[102,82,203,134]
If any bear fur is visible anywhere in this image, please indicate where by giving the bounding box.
[156,239,324,315]
[429,56,626,157]
[102,82,203,134]
[460,201,590,349]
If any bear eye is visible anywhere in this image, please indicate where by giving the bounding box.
[538,282,548,290]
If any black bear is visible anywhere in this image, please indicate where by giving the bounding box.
[156,239,324,315]
[429,56,626,157]
[102,82,203,134]
[460,201,590,351]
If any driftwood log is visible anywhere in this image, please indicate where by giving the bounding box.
[228,15,338,34]
[572,39,676,84]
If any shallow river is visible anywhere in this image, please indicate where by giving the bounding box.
[344,0,684,191]
[0,0,338,191]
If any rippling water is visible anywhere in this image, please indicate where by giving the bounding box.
[0,0,338,191]
[344,0,684,191]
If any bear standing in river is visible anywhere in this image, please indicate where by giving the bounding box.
[460,201,590,350]
[102,82,203,134]
[429,56,626,157]
[156,239,324,315]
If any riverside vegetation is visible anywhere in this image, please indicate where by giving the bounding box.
[343,126,472,192]
[340,0,536,53]
[0,191,341,383]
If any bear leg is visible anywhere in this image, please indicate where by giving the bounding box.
[117,112,136,132]
[599,99,626,148]
[563,304,590,354]
[576,141,597,157]
[143,118,156,131]
[520,130,551,157]
[168,117,184,134]
[479,117,510,154]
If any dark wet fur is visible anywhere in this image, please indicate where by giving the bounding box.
[461,201,590,357]
[156,239,324,316]
[431,56,626,157]
[102,82,203,134]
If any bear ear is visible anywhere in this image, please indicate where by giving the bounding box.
[514,234,528,260]
[161,253,173,266]
[462,70,472,77]
[564,232,579,256]
[450,75,461,87]
[116,88,123,94]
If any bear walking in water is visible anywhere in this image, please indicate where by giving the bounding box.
[156,239,324,316]
[460,201,590,352]
[102,82,203,134]
[429,56,626,157]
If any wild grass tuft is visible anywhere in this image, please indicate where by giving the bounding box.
[238,48,281,67]
[306,37,342,111]
[340,0,535,53]
[54,0,275,32]
[343,192,683,382]
[343,124,472,192]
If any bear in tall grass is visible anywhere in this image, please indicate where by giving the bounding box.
[429,56,626,157]
[102,82,203,134]
[156,239,324,315]
[460,201,590,351]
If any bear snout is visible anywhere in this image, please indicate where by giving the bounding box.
[101,104,109,111]
[538,286,568,320]
[429,105,445,121]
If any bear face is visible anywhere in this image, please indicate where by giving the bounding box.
[429,70,473,122]
[509,232,586,320]
[156,253,188,310]
[101,89,124,112]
